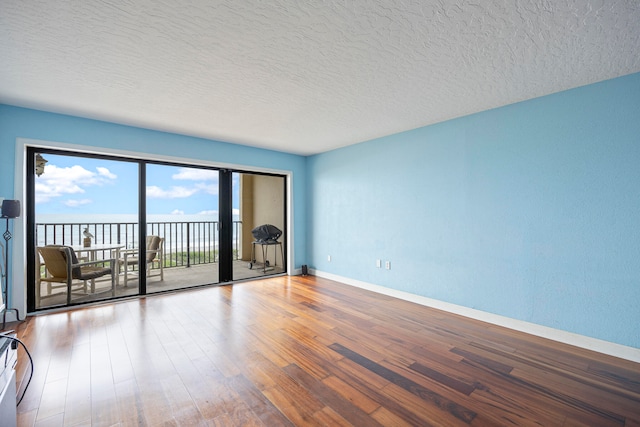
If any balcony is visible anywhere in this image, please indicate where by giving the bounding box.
[35,220,285,308]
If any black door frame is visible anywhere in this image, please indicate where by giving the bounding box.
[26,147,288,312]
[219,170,233,282]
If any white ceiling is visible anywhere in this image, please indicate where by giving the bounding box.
[1,1,639,155]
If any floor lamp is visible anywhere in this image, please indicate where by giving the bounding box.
[1,200,21,329]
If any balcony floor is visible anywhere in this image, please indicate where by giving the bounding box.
[36,260,286,310]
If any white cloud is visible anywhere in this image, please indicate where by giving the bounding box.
[64,199,92,207]
[96,167,117,179]
[35,181,81,203]
[170,209,185,215]
[195,182,218,195]
[150,168,218,200]
[172,168,218,181]
[35,164,116,204]
[146,185,199,198]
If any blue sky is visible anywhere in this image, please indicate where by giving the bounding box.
[35,153,239,216]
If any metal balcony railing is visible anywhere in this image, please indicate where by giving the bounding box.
[35,220,242,269]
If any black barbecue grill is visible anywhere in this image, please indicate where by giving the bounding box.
[248,224,284,272]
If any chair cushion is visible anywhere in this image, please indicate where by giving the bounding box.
[55,246,83,278]
[76,266,112,280]
[54,245,111,280]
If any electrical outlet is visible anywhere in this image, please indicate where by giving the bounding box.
[376,259,381,268]
[385,261,391,270]
[327,255,331,262]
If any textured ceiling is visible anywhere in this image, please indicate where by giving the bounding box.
[1,1,639,155]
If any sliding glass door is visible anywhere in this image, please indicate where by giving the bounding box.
[144,164,219,293]
[30,150,139,309]
[27,147,287,312]
[234,172,286,281]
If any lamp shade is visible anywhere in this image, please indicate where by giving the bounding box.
[1,200,20,218]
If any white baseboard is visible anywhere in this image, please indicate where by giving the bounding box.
[311,269,640,363]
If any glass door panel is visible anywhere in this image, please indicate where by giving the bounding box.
[32,151,139,309]
[234,172,286,280]
[145,164,219,293]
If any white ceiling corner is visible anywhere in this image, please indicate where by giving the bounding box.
[1,1,639,155]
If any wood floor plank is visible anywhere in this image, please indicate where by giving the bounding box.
[466,387,568,426]
[260,385,318,426]
[62,342,92,426]
[380,381,476,426]
[511,367,632,423]
[283,363,385,427]
[225,373,295,427]
[370,406,416,427]
[5,275,639,426]
[113,378,148,427]
[329,342,477,423]
[34,377,66,423]
[33,412,64,427]
[321,374,381,414]
[588,359,640,393]
[409,361,477,395]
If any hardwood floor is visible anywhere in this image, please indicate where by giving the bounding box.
[6,275,640,426]
[36,261,285,309]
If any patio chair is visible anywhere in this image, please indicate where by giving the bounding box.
[119,235,164,286]
[37,245,115,305]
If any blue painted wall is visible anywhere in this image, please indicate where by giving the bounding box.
[307,73,640,348]
[0,105,307,269]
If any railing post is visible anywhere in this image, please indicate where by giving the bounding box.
[186,223,191,268]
